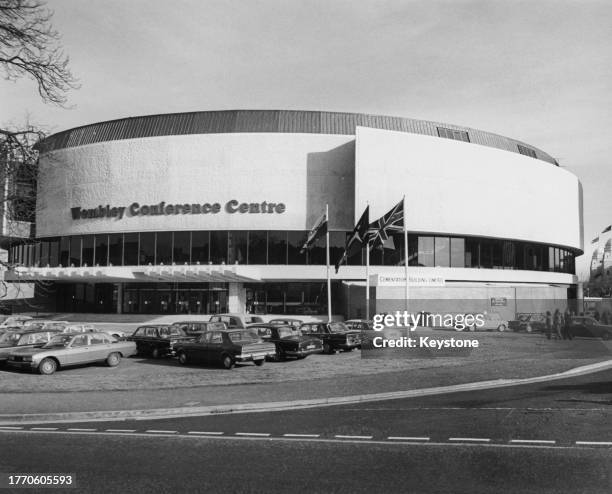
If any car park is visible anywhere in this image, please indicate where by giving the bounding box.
[209,314,263,329]
[174,329,276,369]
[569,316,612,340]
[299,321,361,354]
[268,318,303,329]
[170,321,228,336]
[0,330,60,365]
[7,332,137,375]
[250,324,323,360]
[128,325,191,358]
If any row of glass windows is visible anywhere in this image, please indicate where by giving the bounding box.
[8,231,576,274]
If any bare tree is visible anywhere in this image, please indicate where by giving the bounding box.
[0,0,78,106]
[0,0,77,310]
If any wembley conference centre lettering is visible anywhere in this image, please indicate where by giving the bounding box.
[71,200,286,220]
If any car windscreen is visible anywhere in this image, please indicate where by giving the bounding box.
[44,335,74,347]
[328,322,349,333]
[0,332,22,345]
[277,327,300,338]
[227,331,260,344]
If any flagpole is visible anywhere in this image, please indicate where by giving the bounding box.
[366,238,370,320]
[403,195,409,312]
[326,204,332,322]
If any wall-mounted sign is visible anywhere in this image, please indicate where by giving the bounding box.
[371,274,446,287]
[491,297,507,306]
[71,200,286,220]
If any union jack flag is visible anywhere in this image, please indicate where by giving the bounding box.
[335,206,370,273]
[367,199,404,250]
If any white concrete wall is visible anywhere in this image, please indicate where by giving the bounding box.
[36,133,355,237]
[355,127,583,252]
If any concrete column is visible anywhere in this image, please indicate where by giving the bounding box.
[116,283,123,314]
[228,282,246,313]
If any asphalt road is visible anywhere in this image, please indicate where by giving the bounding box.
[0,369,610,493]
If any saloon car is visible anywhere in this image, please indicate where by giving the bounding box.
[509,313,547,333]
[569,316,612,340]
[0,315,33,327]
[128,325,191,358]
[170,321,228,336]
[7,332,137,375]
[250,324,323,360]
[0,330,60,364]
[209,314,264,328]
[299,321,361,354]
[174,329,276,369]
[344,319,374,331]
[268,318,304,329]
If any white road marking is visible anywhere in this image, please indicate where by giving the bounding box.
[575,441,612,446]
[510,439,556,445]
[283,433,320,438]
[449,437,491,442]
[334,435,373,440]
[67,428,97,432]
[145,430,178,434]
[187,431,224,435]
[0,426,23,430]
[105,429,137,433]
[388,436,430,441]
[30,427,58,431]
[235,432,271,437]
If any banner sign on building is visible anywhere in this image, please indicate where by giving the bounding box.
[371,274,446,287]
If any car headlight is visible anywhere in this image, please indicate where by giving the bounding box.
[22,356,32,362]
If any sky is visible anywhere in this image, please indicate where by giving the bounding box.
[2,0,611,278]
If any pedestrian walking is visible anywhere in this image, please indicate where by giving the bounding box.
[545,310,552,340]
[553,309,562,340]
[563,308,572,340]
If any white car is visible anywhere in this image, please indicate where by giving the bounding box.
[0,316,33,327]
[461,312,508,332]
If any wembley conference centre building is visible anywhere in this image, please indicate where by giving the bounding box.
[6,110,583,319]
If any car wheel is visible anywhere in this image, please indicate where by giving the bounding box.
[323,342,333,354]
[38,358,57,375]
[254,359,264,366]
[498,325,507,332]
[343,348,354,352]
[222,354,234,369]
[106,352,121,367]
[274,349,285,362]
[136,344,146,357]
[151,347,162,359]
[455,326,464,332]
[178,351,189,365]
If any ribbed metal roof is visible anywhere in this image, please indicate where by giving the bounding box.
[37,110,557,165]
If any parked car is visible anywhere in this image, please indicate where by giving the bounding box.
[174,329,276,369]
[299,321,361,354]
[268,318,303,329]
[208,314,263,329]
[128,324,191,358]
[344,319,374,331]
[0,315,33,328]
[459,312,508,332]
[509,313,547,333]
[250,324,323,360]
[23,320,70,331]
[569,316,612,340]
[0,329,61,365]
[7,332,137,375]
[170,321,228,336]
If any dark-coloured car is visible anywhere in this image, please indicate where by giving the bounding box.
[268,318,303,329]
[174,329,276,369]
[569,316,612,340]
[170,321,228,336]
[299,321,361,354]
[8,332,137,375]
[128,324,191,358]
[509,313,546,333]
[250,324,323,360]
[0,330,60,365]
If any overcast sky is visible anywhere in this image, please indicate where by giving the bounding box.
[2,0,610,277]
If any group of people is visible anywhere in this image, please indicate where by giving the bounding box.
[545,308,573,340]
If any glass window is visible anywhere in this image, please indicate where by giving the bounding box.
[437,127,470,142]
[517,144,537,158]
[228,231,247,264]
[156,232,173,265]
[450,238,465,267]
[287,231,307,265]
[124,233,139,266]
[434,237,450,267]
[502,241,515,269]
[173,231,190,264]
[408,235,418,266]
[492,240,503,268]
[248,231,267,264]
[108,234,123,266]
[48,238,59,267]
[417,236,434,267]
[210,231,228,264]
[69,236,81,267]
[309,234,326,265]
[40,240,49,267]
[329,231,346,267]
[82,235,94,267]
[59,237,70,267]
[480,239,493,268]
[383,233,402,266]
[94,234,108,266]
[268,231,287,265]
[191,231,209,264]
[139,232,155,265]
